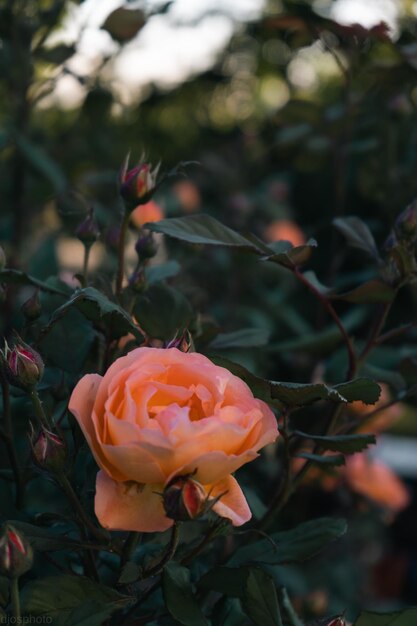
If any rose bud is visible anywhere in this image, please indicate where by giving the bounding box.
[135,232,157,260]
[128,269,147,293]
[327,618,346,626]
[76,209,100,246]
[31,427,66,472]
[119,154,160,208]
[1,339,44,391]
[21,289,41,321]
[163,476,209,522]
[395,200,417,241]
[0,525,33,578]
[164,330,193,353]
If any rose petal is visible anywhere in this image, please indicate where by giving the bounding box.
[95,470,173,532]
[210,475,251,526]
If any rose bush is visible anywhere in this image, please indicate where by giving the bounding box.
[69,347,278,532]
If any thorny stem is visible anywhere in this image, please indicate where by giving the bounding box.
[293,267,356,379]
[116,211,131,298]
[120,531,142,570]
[142,523,180,578]
[181,519,223,567]
[0,373,23,508]
[56,472,109,544]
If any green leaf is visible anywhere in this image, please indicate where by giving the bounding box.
[0,269,69,295]
[242,568,282,626]
[147,214,262,252]
[295,452,346,467]
[118,561,141,585]
[162,562,209,626]
[145,260,180,284]
[7,521,98,553]
[333,216,379,259]
[294,432,376,454]
[229,517,347,567]
[262,238,317,268]
[211,357,348,407]
[210,328,270,349]
[21,575,134,625]
[134,283,193,340]
[40,287,143,342]
[334,379,381,404]
[199,566,251,598]
[330,279,395,304]
[354,609,417,625]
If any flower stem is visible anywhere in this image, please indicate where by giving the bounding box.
[143,523,180,578]
[10,577,20,620]
[56,472,109,544]
[0,373,23,508]
[29,389,53,431]
[82,244,92,286]
[116,211,130,299]
[180,520,222,567]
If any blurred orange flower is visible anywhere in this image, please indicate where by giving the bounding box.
[131,200,164,228]
[173,180,201,213]
[264,219,305,247]
[345,454,410,513]
[349,383,402,434]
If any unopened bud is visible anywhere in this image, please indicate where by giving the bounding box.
[164,330,193,352]
[21,289,41,321]
[1,338,44,391]
[327,618,346,626]
[395,201,417,241]
[163,476,209,522]
[0,525,33,578]
[119,154,160,209]
[76,209,100,246]
[31,428,66,472]
[128,270,146,293]
[135,233,157,260]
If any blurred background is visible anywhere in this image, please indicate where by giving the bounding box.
[2,0,417,619]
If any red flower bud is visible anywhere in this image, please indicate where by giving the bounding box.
[327,618,346,626]
[120,154,160,208]
[76,209,100,245]
[0,525,33,578]
[135,233,157,260]
[163,476,209,522]
[31,428,66,471]
[164,330,193,353]
[1,338,44,391]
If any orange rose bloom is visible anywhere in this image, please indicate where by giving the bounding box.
[264,219,305,247]
[131,200,164,228]
[345,454,410,513]
[69,348,278,532]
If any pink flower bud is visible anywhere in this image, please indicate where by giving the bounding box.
[1,338,44,391]
[120,154,160,208]
[31,428,66,471]
[0,525,33,578]
[163,476,209,522]
[164,330,193,353]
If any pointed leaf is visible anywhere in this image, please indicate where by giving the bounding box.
[0,270,69,295]
[162,562,209,626]
[229,517,347,566]
[147,214,262,252]
[262,238,317,268]
[242,568,282,626]
[330,280,395,304]
[295,452,346,467]
[334,379,381,405]
[21,576,134,625]
[333,216,379,259]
